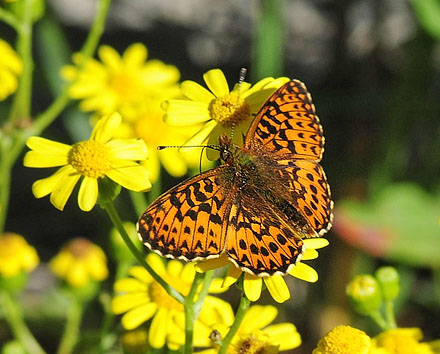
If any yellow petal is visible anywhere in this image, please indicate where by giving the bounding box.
[302,248,319,260]
[31,165,72,198]
[183,120,217,147]
[49,168,81,211]
[26,136,72,155]
[98,45,122,71]
[148,308,169,348]
[122,43,148,67]
[114,278,148,292]
[112,293,152,314]
[240,305,277,332]
[203,69,229,97]
[263,323,302,350]
[195,254,229,273]
[180,262,196,282]
[106,139,148,160]
[164,99,211,126]
[303,238,329,250]
[121,303,157,330]
[288,262,318,282]
[223,265,242,288]
[146,253,167,275]
[166,259,183,277]
[181,80,215,103]
[106,162,151,192]
[66,263,88,286]
[23,151,69,168]
[243,273,262,302]
[78,177,98,211]
[91,112,121,143]
[264,275,291,303]
[128,266,153,283]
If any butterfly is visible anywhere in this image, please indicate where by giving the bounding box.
[137,79,333,276]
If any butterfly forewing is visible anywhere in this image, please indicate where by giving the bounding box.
[245,79,324,161]
[138,167,231,261]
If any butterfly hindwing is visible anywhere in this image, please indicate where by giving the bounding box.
[275,158,333,236]
[225,186,305,276]
[138,167,231,261]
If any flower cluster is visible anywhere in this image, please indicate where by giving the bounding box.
[313,325,440,354]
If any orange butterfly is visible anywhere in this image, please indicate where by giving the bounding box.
[138,80,333,276]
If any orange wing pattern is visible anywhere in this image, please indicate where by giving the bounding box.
[138,78,333,276]
[245,79,324,161]
[275,159,333,236]
[138,167,232,261]
[225,188,307,276]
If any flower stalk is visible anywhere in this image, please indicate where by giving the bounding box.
[0,291,47,354]
[56,295,84,354]
[102,200,185,304]
[218,292,251,354]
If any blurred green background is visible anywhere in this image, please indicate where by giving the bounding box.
[1,0,440,352]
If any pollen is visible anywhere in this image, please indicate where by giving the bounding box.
[68,140,111,178]
[231,333,278,354]
[209,91,251,127]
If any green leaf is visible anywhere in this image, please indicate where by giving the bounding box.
[410,0,440,39]
[336,183,440,267]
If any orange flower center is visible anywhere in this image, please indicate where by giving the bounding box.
[68,140,111,178]
[209,91,251,127]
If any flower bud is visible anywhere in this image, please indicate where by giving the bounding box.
[346,275,382,315]
[375,266,400,301]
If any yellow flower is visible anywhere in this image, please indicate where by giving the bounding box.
[49,238,108,287]
[0,39,22,100]
[0,233,39,277]
[120,328,149,354]
[199,305,301,354]
[23,112,150,211]
[164,68,289,159]
[371,328,439,354]
[313,325,371,354]
[62,43,180,118]
[123,94,209,183]
[111,253,229,350]
[197,238,328,303]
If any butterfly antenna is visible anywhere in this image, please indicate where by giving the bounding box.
[158,144,223,152]
[230,67,248,141]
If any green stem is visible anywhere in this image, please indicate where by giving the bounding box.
[0,7,20,30]
[56,296,84,354]
[0,151,12,233]
[369,310,388,331]
[79,0,111,58]
[129,190,148,217]
[102,201,185,304]
[253,0,285,80]
[384,300,397,329]
[193,270,214,317]
[434,267,440,307]
[218,293,251,354]
[183,272,205,354]
[9,0,33,122]
[1,291,47,354]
